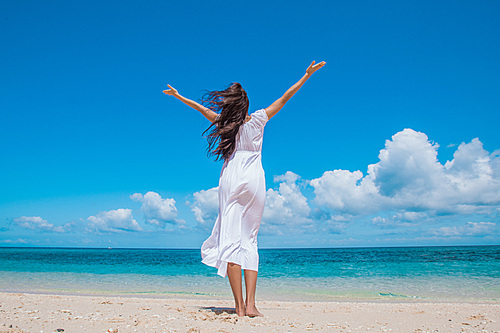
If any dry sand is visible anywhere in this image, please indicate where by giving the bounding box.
[0,292,499,332]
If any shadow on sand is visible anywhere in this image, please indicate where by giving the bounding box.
[200,306,236,315]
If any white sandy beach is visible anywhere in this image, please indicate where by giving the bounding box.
[0,292,499,332]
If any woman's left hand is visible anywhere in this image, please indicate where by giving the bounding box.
[162,84,178,96]
[306,60,326,75]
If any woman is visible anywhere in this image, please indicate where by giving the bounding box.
[163,60,326,317]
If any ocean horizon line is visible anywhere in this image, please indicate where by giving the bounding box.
[0,244,498,251]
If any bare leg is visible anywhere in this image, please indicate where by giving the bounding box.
[243,269,263,317]
[227,262,245,316]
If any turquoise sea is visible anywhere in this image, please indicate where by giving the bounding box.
[0,246,498,302]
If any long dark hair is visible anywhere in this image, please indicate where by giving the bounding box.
[202,82,249,161]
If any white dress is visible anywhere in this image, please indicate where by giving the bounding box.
[201,108,269,278]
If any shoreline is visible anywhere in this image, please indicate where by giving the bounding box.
[1,288,499,305]
[1,292,499,332]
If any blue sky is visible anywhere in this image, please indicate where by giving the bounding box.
[1,0,499,248]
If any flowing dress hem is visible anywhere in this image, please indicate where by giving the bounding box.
[201,257,258,278]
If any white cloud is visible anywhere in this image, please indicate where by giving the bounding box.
[0,238,29,244]
[395,211,428,222]
[190,187,219,226]
[371,129,444,199]
[370,212,428,228]
[14,216,71,233]
[262,171,314,234]
[443,138,500,207]
[188,129,500,237]
[86,209,141,233]
[430,222,496,237]
[492,150,500,176]
[310,169,382,215]
[131,191,183,227]
[310,129,500,221]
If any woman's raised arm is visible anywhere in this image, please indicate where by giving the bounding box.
[163,84,218,123]
[265,60,326,120]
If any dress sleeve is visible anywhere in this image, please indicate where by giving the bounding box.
[250,109,269,127]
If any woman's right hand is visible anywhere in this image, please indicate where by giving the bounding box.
[162,84,178,96]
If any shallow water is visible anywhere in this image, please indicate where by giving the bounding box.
[0,246,498,301]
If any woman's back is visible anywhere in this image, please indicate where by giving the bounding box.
[234,109,268,153]
[202,108,269,278]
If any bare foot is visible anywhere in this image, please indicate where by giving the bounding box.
[245,304,264,317]
[235,304,245,317]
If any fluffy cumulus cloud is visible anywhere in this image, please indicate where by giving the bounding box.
[262,172,314,234]
[310,129,500,223]
[371,129,444,199]
[309,169,381,215]
[190,128,499,239]
[443,139,500,208]
[190,187,219,228]
[130,191,183,227]
[86,208,141,233]
[14,216,72,233]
